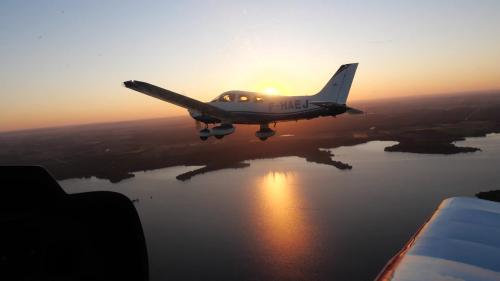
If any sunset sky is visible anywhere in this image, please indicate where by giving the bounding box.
[1,0,500,131]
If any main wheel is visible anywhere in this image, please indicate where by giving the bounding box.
[214,135,224,139]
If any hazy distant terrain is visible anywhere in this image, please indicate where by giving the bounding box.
[2,92,500,183]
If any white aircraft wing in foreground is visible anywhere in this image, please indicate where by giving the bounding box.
[376,197,500,281]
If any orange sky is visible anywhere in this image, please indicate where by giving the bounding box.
[1,1,500,132]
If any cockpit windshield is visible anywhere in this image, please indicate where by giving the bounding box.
[213,92,264,103]
[219,94,235,102]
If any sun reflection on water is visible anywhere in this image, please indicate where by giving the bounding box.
[254,171,312,279]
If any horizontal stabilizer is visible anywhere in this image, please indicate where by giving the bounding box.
[310,101,363,115]
[123,80,233,120]
[346,106,364,115]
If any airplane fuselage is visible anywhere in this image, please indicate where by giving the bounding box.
[124,63,359,141]
[189,92,347,125]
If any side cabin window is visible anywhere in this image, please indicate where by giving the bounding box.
[255,96,264,103]
[238,95,250,102]
[219,94,235,102]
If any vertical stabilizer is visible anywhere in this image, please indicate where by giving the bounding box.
[315,63,358,104]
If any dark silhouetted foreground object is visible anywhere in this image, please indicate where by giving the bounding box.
[0,166,148,281]
[476,189,500,202]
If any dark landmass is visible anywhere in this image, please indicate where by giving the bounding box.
[476,190,500,203]
[176,162,251,181]
[1,91,500,183]
[384,129,481,154]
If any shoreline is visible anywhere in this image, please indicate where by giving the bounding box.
[2,93,500,183]
[57,134,490,184]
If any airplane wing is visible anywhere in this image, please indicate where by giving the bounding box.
[310,101,364,115]
[123,80,233,120]
[376,197,500,281]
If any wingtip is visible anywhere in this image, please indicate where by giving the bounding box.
[123,80,134,88]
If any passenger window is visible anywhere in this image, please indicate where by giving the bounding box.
[219,94,235,102]
[255,96,264,103]
[239,95,249,102]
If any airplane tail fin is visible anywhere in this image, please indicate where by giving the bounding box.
[314,63,358,105]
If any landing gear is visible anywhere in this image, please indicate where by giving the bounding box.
[255,124,276,141]
[212,124,235,139]
[199,128,211,141]
[198,123,235,141]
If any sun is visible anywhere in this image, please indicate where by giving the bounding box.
[263,87,279,95]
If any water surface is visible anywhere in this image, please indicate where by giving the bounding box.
[60,134,500,281]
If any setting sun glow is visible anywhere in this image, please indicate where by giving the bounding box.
[263,87,279,95]
[2,1,500,132]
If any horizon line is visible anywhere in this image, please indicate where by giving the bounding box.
[2,88,500,134]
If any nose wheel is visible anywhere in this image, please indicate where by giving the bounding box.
[255,124,276,141]
[199,128,211,141]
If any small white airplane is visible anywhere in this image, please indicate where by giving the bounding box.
[124,63,362,141]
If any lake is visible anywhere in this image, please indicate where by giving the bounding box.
[60,134,500,281]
